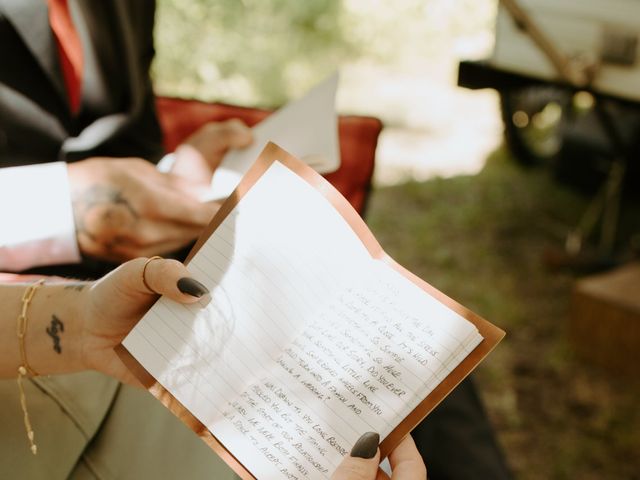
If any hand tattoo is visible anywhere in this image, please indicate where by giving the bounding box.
[46,315,65,354]
[72,185,138,245]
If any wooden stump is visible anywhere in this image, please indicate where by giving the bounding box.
[570,262,640,376]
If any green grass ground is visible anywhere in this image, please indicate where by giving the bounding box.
[366,149,640,480]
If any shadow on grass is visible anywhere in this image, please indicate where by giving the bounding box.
[366,147,640,480]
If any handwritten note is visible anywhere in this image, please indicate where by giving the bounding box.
[123,161,482,479]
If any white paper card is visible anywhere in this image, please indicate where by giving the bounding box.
[203,73,340,201]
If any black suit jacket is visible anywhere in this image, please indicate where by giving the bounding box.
[0,0,163,168]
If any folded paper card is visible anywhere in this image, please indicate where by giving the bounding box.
[204,74,341,201]
[117,143,504,480]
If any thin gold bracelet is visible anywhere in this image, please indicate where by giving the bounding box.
[16,279,45,455]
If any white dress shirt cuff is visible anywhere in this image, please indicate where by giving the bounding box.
[0,162,81,272]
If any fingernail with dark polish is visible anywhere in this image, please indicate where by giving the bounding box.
[177,277,208,298]
[350,432,379,459]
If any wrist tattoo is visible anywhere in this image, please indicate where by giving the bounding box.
[63,283,88,292]
[46,315,65,354]
[72,185,138,244]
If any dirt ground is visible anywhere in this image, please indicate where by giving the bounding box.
[366,150,640,480]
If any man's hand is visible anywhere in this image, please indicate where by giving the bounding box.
[170,119,253,185]
[67,157,219,262]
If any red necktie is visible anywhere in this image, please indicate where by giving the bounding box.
[47,0,84,114]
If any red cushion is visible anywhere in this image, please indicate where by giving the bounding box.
[155,97,382,215]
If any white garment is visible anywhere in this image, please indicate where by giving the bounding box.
[0,162,80,272]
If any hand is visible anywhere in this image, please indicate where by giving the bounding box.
[80,257,208,385]
[332,433,426,480]
[67,157,220,262]
[170,119,253,185]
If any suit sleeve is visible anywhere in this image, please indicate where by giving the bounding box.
[0,162,81,272]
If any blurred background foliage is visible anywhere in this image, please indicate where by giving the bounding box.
[152,0,496,110]
[153,0,352,106]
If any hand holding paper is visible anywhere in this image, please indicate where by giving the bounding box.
[202,73,341,201]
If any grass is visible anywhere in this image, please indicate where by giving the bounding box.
[366,148,640,480]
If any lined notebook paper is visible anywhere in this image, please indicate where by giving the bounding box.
[119,143,503,480]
